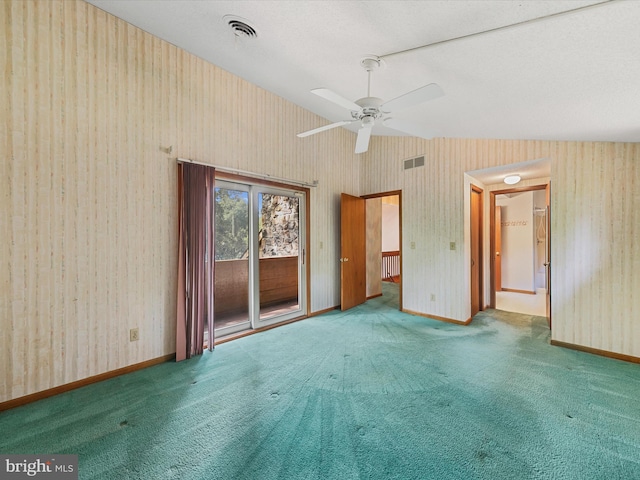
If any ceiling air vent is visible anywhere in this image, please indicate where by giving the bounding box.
[403,155,425,170]
[224,15,258,39]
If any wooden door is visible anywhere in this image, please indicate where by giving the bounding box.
[340,193,366,310]
[545,183,551,327]
[495,206,502,291]
[470,186,483,316]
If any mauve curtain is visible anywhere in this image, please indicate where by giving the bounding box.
[176,163,215,362]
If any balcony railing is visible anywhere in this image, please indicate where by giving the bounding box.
[214,256,298,317]
[382,250,400,281]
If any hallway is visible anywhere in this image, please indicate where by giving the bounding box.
[496,290,546,317]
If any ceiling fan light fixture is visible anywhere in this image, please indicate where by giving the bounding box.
[504,174,521,185]
[361,115,375,128]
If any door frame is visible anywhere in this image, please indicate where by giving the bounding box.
[494,205,502,292]
[470,185,484,316]
[489,183,548,310]
[361,190,403,311]
[545,182,551,327]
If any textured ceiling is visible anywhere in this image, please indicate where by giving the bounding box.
[467,157,551,186]
[87,0,639,147]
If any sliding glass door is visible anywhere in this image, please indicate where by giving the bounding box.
[214,180,306,337]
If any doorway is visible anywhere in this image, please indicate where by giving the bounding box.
[490,185,549,318]
[381,195,401,284]
[214,178,307,337]
[362,191,402,311]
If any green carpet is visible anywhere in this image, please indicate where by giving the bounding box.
[2,283,640,479]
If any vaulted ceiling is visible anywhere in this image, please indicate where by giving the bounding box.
[87,0,639,146]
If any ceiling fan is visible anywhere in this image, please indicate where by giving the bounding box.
[297,56,444,154]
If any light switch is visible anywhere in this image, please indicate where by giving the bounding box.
[450,242,456,251]
[410,241,416,249]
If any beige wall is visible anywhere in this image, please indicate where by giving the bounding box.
[362,137,639,358]
[1,0,360,402]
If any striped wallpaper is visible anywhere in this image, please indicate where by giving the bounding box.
[2,0,639,403]
[362,137,639,358]
[1,0,360,402]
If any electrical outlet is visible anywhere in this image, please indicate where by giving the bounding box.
[411,241,416,249]
[430,294,436,301]
[130,328,139,342]
[450,242,456,251]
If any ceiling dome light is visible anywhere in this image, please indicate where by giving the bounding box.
[504,174,521,185]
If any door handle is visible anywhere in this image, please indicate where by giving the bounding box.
[340,258,349,263]
[544,262,550,266]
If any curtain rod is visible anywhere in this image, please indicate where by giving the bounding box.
[176,158,318,188]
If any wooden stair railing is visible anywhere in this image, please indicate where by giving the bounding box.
[382,250,400,282]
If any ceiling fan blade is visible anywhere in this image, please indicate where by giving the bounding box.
[381,83,444,113]
[383,118,439,140]
[311,88,362,111]
[297,120,354,138]
[354,126,372,154]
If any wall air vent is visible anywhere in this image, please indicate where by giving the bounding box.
[403,155,425,170]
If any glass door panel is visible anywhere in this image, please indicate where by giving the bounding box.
[214,183,250,336]
[255,190,304,324]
